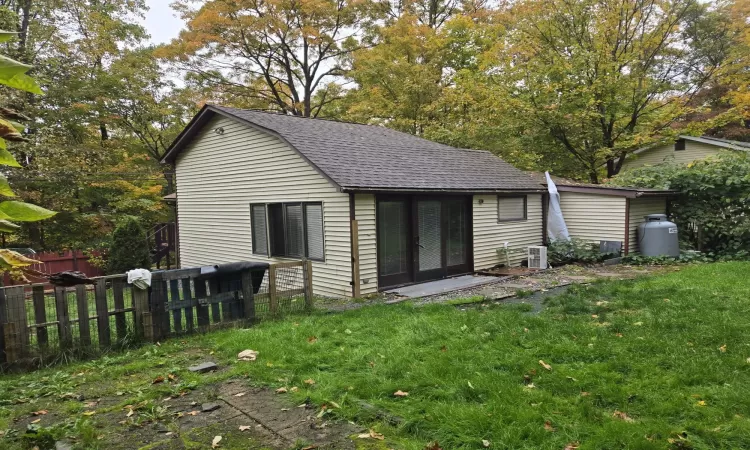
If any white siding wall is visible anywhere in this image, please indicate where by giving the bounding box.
[473,194,543,269]
[175,116,352,298]
[622,141,724,170]
[560,192,626,244]
[354,194,378,295]
[628,197,668,254]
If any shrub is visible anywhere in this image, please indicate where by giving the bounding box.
[611,152,750,257]
[106,217,151,274]
[547,238,618,265]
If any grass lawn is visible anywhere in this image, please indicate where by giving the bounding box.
[1,262,749,449]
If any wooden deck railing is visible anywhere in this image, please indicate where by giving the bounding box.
[0,260,313,366]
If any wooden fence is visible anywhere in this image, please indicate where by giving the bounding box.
[0,260,313,366]
[2,250,105,287]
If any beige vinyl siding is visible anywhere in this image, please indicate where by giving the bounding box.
[627,197,668,254]
[175,116,352,298]
[354,194,378,295]
[560,192,626,244]
[622,141,724,170]
[473,194,543,269]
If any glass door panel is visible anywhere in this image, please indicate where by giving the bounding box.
[377,199,412,287]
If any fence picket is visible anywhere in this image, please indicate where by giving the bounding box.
[208,278,221,323]
[54,287,72,350]
[94,279,111,348]
[75,285,91,347]
[181,279,194,333]
[194,278,209,332]
[112,279,127,341]
[149,274,168,340]
[170,279,182,333]
[32,286,48,349]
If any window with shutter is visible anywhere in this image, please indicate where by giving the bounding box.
[305,203,325,260]
[498,196,527,222]
[250,204,268,255]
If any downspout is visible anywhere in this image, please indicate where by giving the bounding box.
[541,193,549,245]
[624,198,630,255]
[348,193,359,298]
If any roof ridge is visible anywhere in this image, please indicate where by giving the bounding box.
[212,104,399,129]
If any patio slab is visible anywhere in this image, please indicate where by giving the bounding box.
[385,275,500,299]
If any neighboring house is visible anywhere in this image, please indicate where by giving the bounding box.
[162,105,547,298]
[530,174,674,255]
[621,135,750,171]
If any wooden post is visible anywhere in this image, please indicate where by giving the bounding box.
[194,278,210,332]
[132,286,149,340]
[94,279,111,349]
[32,285,48,350]
[3,322,17,363]
[142,312,154,342]
[112,279,127,341]
[351,219,361,298]
[169,279,182,333]
[75,285,91,348]
[0,287,7,363]
[303,260,313,311]
[149,273,168,340]
[240,270,255,325]
[54,287,72,350]
[181,279,194,333]
[6,286,28,359]
[268,265,278,316]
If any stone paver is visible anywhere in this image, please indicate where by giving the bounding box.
[188,362,218,373]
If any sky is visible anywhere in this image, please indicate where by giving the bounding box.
[143,0,185,44]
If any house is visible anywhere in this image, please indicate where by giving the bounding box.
[621,135,750,171]
[162,105,548,298]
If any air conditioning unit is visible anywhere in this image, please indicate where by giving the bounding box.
[528,246,548,270]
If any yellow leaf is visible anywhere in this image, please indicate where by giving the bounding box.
[393,390,409,397]
[211,435,222,448]
[539,360,552,371]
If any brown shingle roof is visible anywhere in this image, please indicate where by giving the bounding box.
[163,105,544,193]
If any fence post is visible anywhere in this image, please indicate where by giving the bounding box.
[268,265,278,316]
[303,260,313,311]
[32,285,48,350]
[194,278,209,333]
[94,279,111,349]
[132,286,149,340]
[150,272,168,341]
[181,279,194,333]
[0,288,6,363]
[54,287,72,351]
[240,269,255,325]
[5,286,27,361]
[75,285,91,348]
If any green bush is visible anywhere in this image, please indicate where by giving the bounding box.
[106,217,151,274]
[547,238,618,265]
[611,152,750,257]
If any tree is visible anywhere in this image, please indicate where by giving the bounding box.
[106,216,151,274]
[159,0,384,117]
[482,0,734,182]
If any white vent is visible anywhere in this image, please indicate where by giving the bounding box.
[528,246,548,269]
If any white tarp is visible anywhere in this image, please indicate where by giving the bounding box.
[545,172,570,241]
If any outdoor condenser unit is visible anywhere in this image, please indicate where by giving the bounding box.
[527,246,548,270]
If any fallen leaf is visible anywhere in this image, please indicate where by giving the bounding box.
[289,386,299,392]
[30,419,41,424]
[564,442,580,450]
[152,376,165,384]
[186,411,199,416]
[697,400,707,406]
[482,439,491,448]
[31,410,48,416]
[344,329,352,334]
[393,390,409,397]
[116,391,124,396]
[633,322,643,326]
[357,429,385,440]
[82,411,95,416]
[234,392,246,397]
[539,360,552,371]
[424,442,442,450]
[168,374,177,382]
[544,421,556,432]
[368,361,375,368]
[615,333,624,338]
[580,391,590,397]
[211,435,222,448]
[612,410,634,422]
[308,336,318,344]
[523,328,529,333]
[84,401,98,408]
[276,387,288,394]
[237,349,258,361]
[566,376,578,382]
[719,344,727,353]
[301,446,317,450]
[126,408,134,418]
[467,381,474,389]
[304,379,315,385]
[524,383,536,390]
[440,345,447,352]
[238,425,252,431]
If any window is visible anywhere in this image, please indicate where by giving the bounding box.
[498,196,527,222]
[674,139,686,151]
[250,202,325,260]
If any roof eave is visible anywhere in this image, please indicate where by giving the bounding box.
[556,185,675,198]
[342,186,547,194]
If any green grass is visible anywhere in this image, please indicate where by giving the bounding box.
[1,262,749,449]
